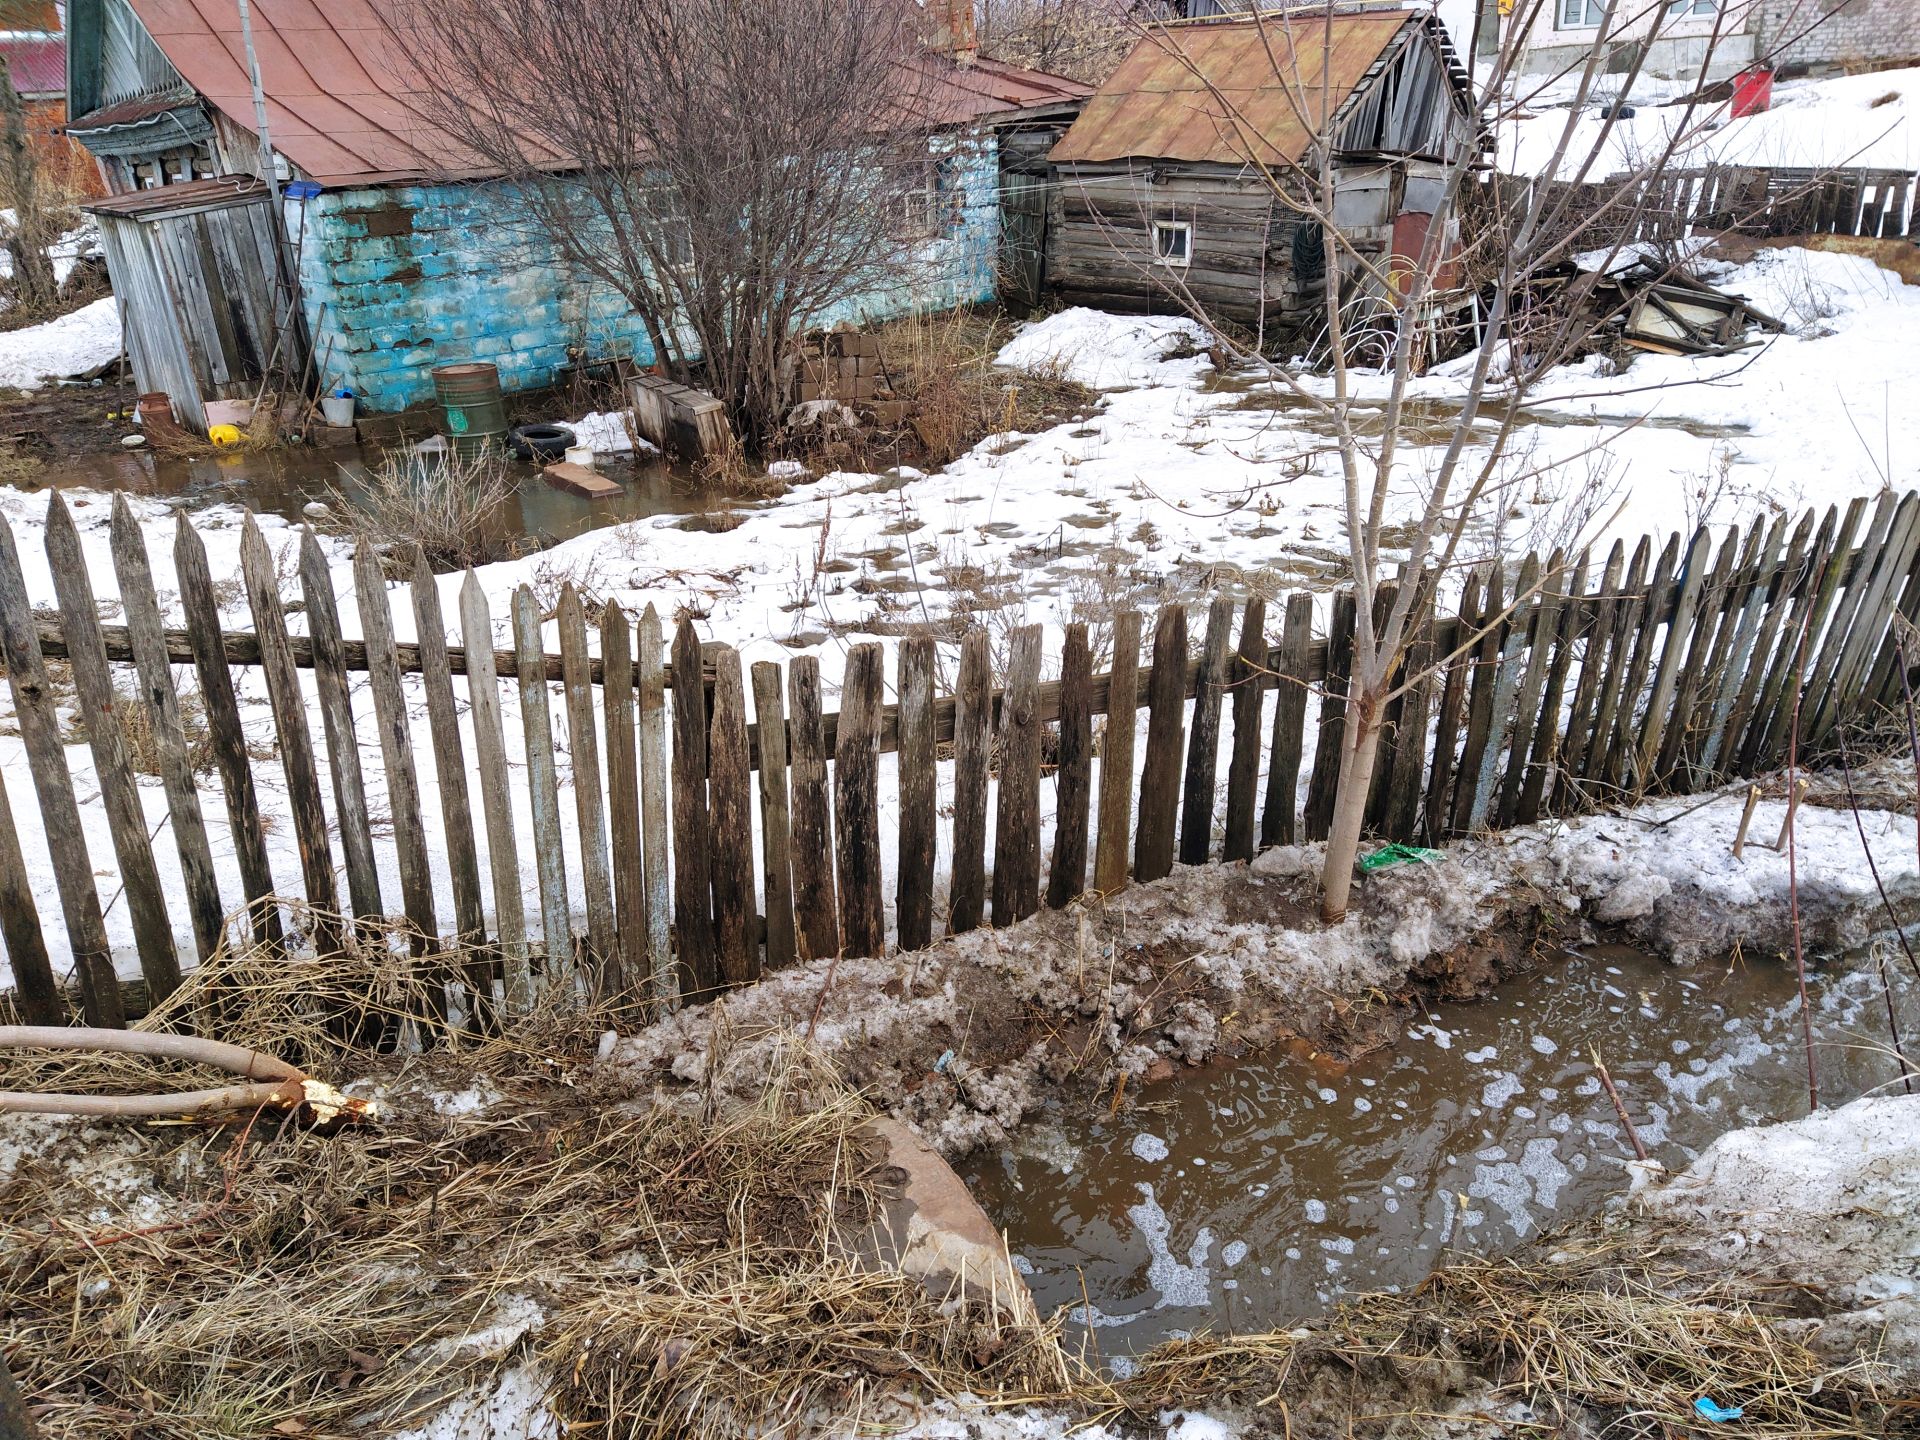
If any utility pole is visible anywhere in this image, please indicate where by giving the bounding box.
[234,0,312,390]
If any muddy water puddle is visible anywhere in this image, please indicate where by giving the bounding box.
[961,945,1910,1370]
[36,446,734,551]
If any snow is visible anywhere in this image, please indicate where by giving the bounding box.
[993,307,1211,390]
[389,1364,558,1440]
[1502,66,1920,179]
[0,296,122,389]
[560,409,655,456]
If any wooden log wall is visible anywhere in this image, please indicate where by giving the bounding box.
[3,497,1919,1028]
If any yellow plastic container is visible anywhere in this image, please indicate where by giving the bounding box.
[208,423,243,448]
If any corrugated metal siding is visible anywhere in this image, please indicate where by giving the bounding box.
[1332,29,1474,162]
[97,213,206,427]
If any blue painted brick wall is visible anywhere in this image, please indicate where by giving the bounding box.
[296,132,1003,414]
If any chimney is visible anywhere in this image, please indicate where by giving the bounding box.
[927,0,978,67]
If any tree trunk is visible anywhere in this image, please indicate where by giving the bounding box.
[1319,688,1384,923]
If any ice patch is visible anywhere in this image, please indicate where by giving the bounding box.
[1130,1133,1170,1163]
[1127,1184,1213,1309]
[1303,1198,1327,1223]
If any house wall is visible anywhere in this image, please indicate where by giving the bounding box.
[1504,4,1757,83]
[1751,0,1919,70]
[295,132,1004,414]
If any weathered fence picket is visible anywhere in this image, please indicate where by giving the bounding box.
[9,497,1920,1031]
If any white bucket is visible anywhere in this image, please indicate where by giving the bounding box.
[564,445,596,469]
[321,394,356,427]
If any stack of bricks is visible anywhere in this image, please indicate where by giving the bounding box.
[790,331,910,425]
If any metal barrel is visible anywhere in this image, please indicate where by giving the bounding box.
[431,362,508,459]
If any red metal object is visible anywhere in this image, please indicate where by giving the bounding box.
[1731,65,1774,118]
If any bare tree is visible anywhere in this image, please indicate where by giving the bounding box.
[978,0,1143,82]
[1090,0,1788,920]
[405,0,945,445]
[0,57,58,315]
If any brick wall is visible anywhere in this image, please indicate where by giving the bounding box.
[296,131,1003,415]
[1753,0,1920,69]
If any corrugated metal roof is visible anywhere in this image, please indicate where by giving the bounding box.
[83,173,269,216]
[114,0,1090,187]
[0,32,66,98]
[1049,11,1411,168]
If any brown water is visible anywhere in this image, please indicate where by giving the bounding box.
[38,446,730,551]
[961,945,1912,1372]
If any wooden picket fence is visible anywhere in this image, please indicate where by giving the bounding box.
[3,489,1918,1031]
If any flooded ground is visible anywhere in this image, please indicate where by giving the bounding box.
[961,943,1914,1372]
[33,444,737,553]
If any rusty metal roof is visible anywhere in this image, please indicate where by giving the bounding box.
[83,174,270,217]
[1049,11,1412,168]
[0,32,67,98]
[116,0,1090,187]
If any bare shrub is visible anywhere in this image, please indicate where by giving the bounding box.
[327,450,519,572]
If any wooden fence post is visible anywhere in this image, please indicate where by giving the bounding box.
[44,494,181,998]
[459,571,531,1013]
[515,584,574,986]
[835,643,885,956]
[895,637,936,949]
[557,585,618,986]
[602,602,643,1002]
[1304,590,1354,841]
[1261,592,1312,848]
[0,512,121,1025]
[669,618,716,996]
[1049,621,1094,907]
[949,630,991,932]
[707,644,758,988]
[1135,604,1188,883]
[1179,595,1235,865]
[787,654,839,961]
[751,659,797,971]
[1092,609,1140,892]
[636,606,672,1000]
[0,757,58,1024]
[299,528,382,924]
[1222,596,1267,864]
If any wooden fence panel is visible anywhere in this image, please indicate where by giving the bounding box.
[669,617,716,995]
[460,571,530,1013]
[1753,500,1864,770]
[0,765,58,1023]
[413,552,486,958]
[1496,554,1564,829]
[751,660,798,972]
[515,585,573,983]
[109,495,223,964]
[994,625,1045,925]
[1262,592,1313,847]
[707,645,757,989]
[603,603,645,1000]
[896,637,937,949]
[1093,610,1140,891]
[787,654,839,961]
[1222,597,1267,863]
[1049,622,1094,907]
[1515,551,1588,825]
[558,587,617,980]
[1447,565,1505,836]
[1180,595,1236,865]
[636,606,672,996]
[1555,542,1622,806]
[1600,533,1680,793]
[949,630,991,931]
[1703,513,1792,776]
[1651,527,1736,787]
[1468,555,1538,832]
[1305,591,1354,841]
[835,643,885,957]
[1135,604,1188,882]
[299,529,381,923]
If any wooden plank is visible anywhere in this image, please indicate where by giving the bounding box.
[1868,522,1920,710]
[108,494,222,963]
[706,644,758,988]
[1704,512,1795,775]
[1495,554,1566,828]
[557,586,617,987]
[993,623,1045,926]
[1304,591,1355,842]
[514,584,574,985]
[0,513,121,1026]
[636,606,672,999]
[173,514,278,944]
[1736,507,1835,774]
[352,547,439,951]
[1447,566,1507,837]
[669,617,716,996]
[412,551,486,962]
[1178,595,1236,865]
[787,653,839,961]
[1093,609,1140,891]
[1657,526,1745,787]
[1752,499,1865,769]
[895,637,937,949]
[1689,519,1776,777]
[1134,604,1188,883]
[949,630,991,932]
[459,571,530,1013]
[1049,622,1095,906]
[834,643,886,957]
[1261,592,1313,847]
[1383,584,1436,841]
[1634,528,1715,789]
[1812,491,1918,744]
[751,660,797,971]
[1468,555,1539,832]
[602,604,642,1002]
[1515,551,1590,824]
[299,527,382,924]
[1553,541,1623,809]
[0,761,58,1022]
[1425,569,1485,842]
[1221,598,1268,863]
[44,494,180,999]
[1574,540,1651,808]
[1599,534,1680,793]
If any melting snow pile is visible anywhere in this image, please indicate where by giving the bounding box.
[0,297,122,390]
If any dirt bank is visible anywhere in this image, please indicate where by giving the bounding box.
[615,784,1920,1159]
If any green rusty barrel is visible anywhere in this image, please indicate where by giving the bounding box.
[432,362,508,459]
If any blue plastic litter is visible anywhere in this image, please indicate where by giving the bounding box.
[933,1049,955,1073]
[1694,1397,1744,1423]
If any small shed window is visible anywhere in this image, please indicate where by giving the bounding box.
[1152,220,1191,267]
[1558,0,1606,26]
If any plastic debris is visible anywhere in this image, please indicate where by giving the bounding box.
[1694,1397,1744,1423]
[1359,843,1446,873]
[933,1049,955,1073]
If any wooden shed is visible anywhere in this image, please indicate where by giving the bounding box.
[84,177,294,431]
[1046,9,1477,341]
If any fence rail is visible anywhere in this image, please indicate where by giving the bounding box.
[2,489,1917,1031]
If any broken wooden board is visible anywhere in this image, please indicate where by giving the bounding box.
[544,461,623,499]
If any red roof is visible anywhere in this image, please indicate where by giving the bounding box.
[0,32,66,99]
[116,0,1088,187]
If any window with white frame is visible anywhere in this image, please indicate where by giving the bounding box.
[1666,0,1716,15]
[1559,0,1606,26]
[1152,220,1191,266]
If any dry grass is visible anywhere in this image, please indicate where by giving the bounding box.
[142,393,285,459]
[326,448,521,572]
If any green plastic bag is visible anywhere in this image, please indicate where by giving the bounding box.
[1359,842,1446,873]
